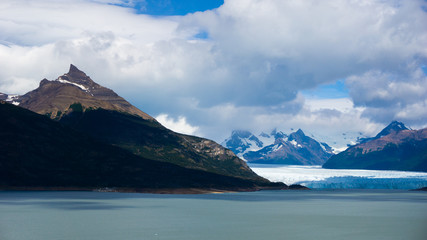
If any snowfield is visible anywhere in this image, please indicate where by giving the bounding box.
[249,164,427,189]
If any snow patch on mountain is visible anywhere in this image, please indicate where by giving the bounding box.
[57,77,89,92]
[221,130,264,159]
[223,129,334,165]
[271,144,282,152]
[3,94,21,106]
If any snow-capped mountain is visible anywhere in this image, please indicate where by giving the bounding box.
[0,93,21,106]
[323,121,427,172]
[1,64,279,192]
[220,130,263,157]
[222,129,334,165]
[358,121,409,143]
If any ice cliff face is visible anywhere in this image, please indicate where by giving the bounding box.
[250,164,427,189]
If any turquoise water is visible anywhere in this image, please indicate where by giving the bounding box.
[0,190,426,240]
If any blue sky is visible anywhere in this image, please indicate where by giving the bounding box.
[130,0,350,100]
[302,80,349,99]
[0,0,426,148]
[118,0,224,15]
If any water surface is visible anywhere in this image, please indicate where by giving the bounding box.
[0,190,426,240]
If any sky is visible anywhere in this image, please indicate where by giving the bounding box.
[1,0,427,149]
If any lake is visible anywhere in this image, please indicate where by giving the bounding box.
[1,190,426,240]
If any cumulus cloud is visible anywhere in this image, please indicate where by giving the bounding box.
[155,114,200,135]
[0,0,426,145]
[347,65,427,126]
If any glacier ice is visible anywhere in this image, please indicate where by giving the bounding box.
[249,164,427,189]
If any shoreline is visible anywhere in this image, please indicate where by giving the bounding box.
[0,186,290,194]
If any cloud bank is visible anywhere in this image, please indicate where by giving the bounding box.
[0,0,426,146]
[155,114,200,135]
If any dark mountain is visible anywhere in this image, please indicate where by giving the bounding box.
[323,122,427,172]
[0,102,284,192]
[358,121,409,143]
[222,129,334,165]
[4,65,274,187]
[59,107,259,180]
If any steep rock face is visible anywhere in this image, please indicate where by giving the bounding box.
[323,122,427,172]
[19,64,153,120]
[222,129,334,165]
[16,65,264,182]
[0,102,283,191]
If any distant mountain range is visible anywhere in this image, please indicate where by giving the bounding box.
[222,129,334,165]
[0,65,286,192]
[323,121,427,172]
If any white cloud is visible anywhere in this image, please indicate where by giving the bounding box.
[155,114,200,136]
[347,65,427,126]
[304,98,356,113]
[0,0,426,145]
[181,94,382,150]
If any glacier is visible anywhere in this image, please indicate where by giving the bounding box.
[249,164,427,189]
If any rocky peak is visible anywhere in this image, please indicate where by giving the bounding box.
[17,65,153,121]
[375,121,409,139]
[359,121,409,143]
[68,64,92,81]
[224,128,334,165]
[289,129,306,142]
[295,129,305,136]
[54,64,100,93]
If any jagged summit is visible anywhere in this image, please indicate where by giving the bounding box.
[359,121,409,143]
[18,65,153,120]
[67,64,90,79]
[222,130,264,157]
[295,129,305,136]
[69,64,83,74]
[223,129,334,165]
[54,64,99,94]
[323,124,427,172]
[1,65,283,192]
[375,121,409,138]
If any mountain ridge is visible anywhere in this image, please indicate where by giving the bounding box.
[0,101,284,192]
[323,122,427,172]
[222,129,334,165]
[18,64,153,120]
[3,65,274,187]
